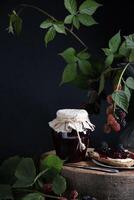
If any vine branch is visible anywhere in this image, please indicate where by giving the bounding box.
[14,188,61,199]
[17,4,88,49]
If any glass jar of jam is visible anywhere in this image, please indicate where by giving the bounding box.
[49,109,95,162]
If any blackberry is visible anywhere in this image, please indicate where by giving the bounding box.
[82,196,92,200]
[113,152,122,159]
[120,111,126,119]
[82,196,97,200]
[115,108,126,121]
[121,119,127,127]
[100,141,109,153]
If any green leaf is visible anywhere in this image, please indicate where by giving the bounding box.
[102,48,112,56]
[109,31,121,53]
[13,158,36,188]
[129,49,134,62]
[124,34,134,49]
[71,74,89,89]
[60,47,77,63]
[77,51,90,60]
[64,15,73,24]
[105,54,114,66]
[112,90,129,113]
[61,63,77,84]
[98,74,105,95]
[40,19,53,29]
[78,14,97,26]
[22,193,44,200]
[64,0,77,14]
[44,27,56,47]
[0,156,21,185]
[52,175,66,195]
[78,60,91,75]
[73,16,80,29]
[0,185,13,200]
[8,10,22,35]
[124,85,131,102]
[14,15,22,35]
[79,0,102,15]
[119,41,130,57]
[41,155,63,173]
[125,77,134,90]
[54,22,66,34]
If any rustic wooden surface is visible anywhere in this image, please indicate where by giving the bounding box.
[43,151,134,200]
[62,164,134,200]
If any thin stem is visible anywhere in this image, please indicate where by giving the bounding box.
[13,188,61,199]
[113,62,130,112]
[33,169,48,184]
[65,27,88,49]
[70,23,74,32]
[116,63,129,91]
[20,4,56,21]
[110,67,122,71]
[41,193,61,199]
[18,4,88,49]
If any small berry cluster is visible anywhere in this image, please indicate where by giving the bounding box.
[97,142,128,159]
[98,141,109,154]
[107,113,121,132]
[43,185,79,200]
[43,184,68,200]
[70,190,79,200]
[104,92,127,133]
[60,192,98,200]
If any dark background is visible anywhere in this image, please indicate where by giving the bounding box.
[0,0,134,159]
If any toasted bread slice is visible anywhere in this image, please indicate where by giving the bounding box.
[88,148,134,168]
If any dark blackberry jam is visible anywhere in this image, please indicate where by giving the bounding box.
[52,130,90,162]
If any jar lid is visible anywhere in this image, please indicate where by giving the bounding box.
[56,109,88,121]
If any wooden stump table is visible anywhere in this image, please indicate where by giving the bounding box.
[43,151,134,200]
[62,164,134,200]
